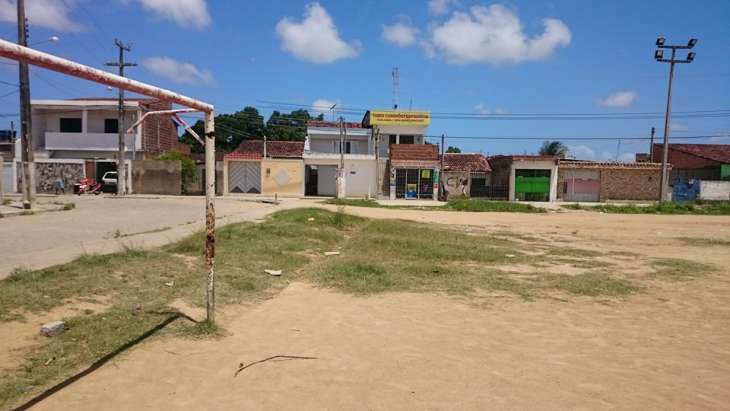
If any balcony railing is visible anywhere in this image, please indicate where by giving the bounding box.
[45,132,138,151]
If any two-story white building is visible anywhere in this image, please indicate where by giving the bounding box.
[304,120,376,197]
[27,97,179,192]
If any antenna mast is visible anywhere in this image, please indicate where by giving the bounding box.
[392,67,399,110]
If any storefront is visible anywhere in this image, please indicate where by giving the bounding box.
[388,144,440,200]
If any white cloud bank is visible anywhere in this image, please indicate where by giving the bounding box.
[141,57,214,85]
[473,103,507,115]
[138,0,211,30]
[382,21,419,47]
[596,90,638,108]
[429,4,571,65]
[0,0,82,31]
[276,2,360,64]
[428,0,457,16]
[569,144,635,162]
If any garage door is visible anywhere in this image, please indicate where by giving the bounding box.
[1,162,13,193]
[563,170,600,202]
[228,161,261,194]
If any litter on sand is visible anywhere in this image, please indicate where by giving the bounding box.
[265,269,282,276]
[307,217,315,222]
[324,251,340,256]
[505,254,516,258]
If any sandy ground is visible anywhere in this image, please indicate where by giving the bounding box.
[0,195,314,279]
[10,205,726,410]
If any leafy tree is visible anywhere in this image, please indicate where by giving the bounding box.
[265,109,322,141]
[446,146,462,153]
[181,106,265,153]
[538,140,568,158]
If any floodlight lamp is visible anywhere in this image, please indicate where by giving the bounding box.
[656,37,666,46]
[688,38,698,48]
[686,52,696,62]
[654,50,664,60]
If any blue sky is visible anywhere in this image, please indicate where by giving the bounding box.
[0,0,728,159]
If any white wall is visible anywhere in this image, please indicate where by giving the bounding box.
[305,157,377,197]
[699,181,730,201]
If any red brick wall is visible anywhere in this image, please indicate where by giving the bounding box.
[140,100,178,156]
[652,146,721,169]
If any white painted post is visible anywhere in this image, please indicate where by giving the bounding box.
[204,111,216,324]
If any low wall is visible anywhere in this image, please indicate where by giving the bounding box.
[262,159,303,196]
[699,181,730,201]
[600,168,661,201]
[132,160,181,195]
[16,161,85,193]
[444,171,469,197]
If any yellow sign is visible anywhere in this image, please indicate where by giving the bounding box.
[369,110,431,126]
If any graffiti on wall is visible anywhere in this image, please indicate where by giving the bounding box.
[444,172,469,197]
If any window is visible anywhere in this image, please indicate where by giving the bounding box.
[104,119,119,134]
[389,135,397,145]
[59,118,82,133]
[399,135,414,144]
[345,141,351,154]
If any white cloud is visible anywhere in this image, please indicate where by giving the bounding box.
[473,103,507,115]
[141,57,214,85]
[474,103,489,115]
[430,4,571,64]
[275,2,360,64]
[382,21,419,47]
[428,0,457,15]
[670,123,688,132]
[0,0,82,32]
[311,99,337,116]
[138,0,210,30]
[568,144,596,160]
[596,90,638,108]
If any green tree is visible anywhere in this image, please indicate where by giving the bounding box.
[446,146,462,153]
[265,109,323,141]
[157,151,197,194]
[538,140,568,158]
[181,106,265,153]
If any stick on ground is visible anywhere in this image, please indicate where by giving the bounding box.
[234,355,318,377]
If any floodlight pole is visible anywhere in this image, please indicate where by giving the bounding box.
[0,38,219,324]
[655,37,697,201]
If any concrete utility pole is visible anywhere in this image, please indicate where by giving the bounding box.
[440,134,445,200]
[654,36,697,201]
[337,117,345,198]
[649,127,655,162]
[374,126,379,199]
[17,0,34,209]
[106,40,137,195]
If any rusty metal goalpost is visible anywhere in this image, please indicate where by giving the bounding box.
[0,38,220,323]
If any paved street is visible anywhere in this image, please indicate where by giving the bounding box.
[0,195,312,279]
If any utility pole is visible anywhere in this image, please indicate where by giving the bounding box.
[654,36,697,201]
[17,0,34,209]
[106,39,137,195]
[374,126,380,199]
[337,117,345,199]
[440,134,445,200]
[649,127,655,162]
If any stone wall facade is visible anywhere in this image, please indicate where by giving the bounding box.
[17,161,85,193]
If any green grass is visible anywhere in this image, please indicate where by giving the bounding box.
[61,203,75,211]
[548,273,640,297]
[651,258,717,280]
[326,198,547,213]
[444,198,546,213]
[675,237,730,247]
[563,201,730,215]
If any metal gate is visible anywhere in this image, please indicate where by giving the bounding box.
[563,170,600,202]
[1,162,13,193]
[228,161,261,194]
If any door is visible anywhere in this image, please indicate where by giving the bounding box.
[316,165,337,196]
[563,170,600,202]
[515,169,551,201]
[228,161,261,194]
[1,162,13,193]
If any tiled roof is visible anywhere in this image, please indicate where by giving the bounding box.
[559,160,664,170]
[225,140,304,160]
[390,144,439,161]
[441,153,491,172]
[307,120,363,129]
[488,155,560,162]
[655,143,730,164]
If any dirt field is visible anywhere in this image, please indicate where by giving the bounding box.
[11,206,730,410]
